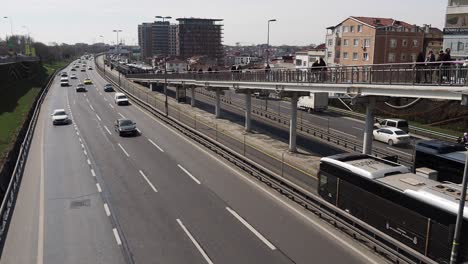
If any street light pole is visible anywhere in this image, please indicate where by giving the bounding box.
[164,57,168,116]
[265,19,276,112]
[113,29,122,57]
[3,16,13,36]
[22,26,30,55]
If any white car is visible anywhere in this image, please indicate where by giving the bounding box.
[70,74,77,79]
[373,127,410,146]
[51,109,69,125]
[114,93,129,105]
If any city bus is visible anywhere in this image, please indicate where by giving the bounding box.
[318,153,468,263]
[414,140,466,184]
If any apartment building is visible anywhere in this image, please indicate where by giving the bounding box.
[176,18,224,64]
[326,16,425,66]
[138,21,172,62]
[294,44,326,69]
[444,0,468,58]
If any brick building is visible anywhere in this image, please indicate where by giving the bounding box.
[326,17,426,66]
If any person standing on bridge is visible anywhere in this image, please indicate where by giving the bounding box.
[425,50,436,83]
[415,52,425,83]
[318,57,327,82]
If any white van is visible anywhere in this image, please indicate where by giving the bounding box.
[374,118,409,133]
[60,77,69,87]
[114,93,129,105]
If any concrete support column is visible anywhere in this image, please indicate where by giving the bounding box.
[150,83,154,91]
[215,89,221,118]
[191,87,196,107]
[245,90,252,132]
[289,92,298,152]
[363,97,376,155]
[176,86,180,102]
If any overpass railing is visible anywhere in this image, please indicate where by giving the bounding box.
[128,61,468,87]
[0,56,39,65]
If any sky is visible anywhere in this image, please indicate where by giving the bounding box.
[1,0,447,46]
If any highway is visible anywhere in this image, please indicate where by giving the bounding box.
[0,60,386,263]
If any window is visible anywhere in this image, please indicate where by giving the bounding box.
[343,52,349,59]
[296,59,302,66]
[401,53,407,62]
[388,53,396,62]
[353,39,359,47]
[327,51,332,58]
[358,25,363,32]
[343,39,349,46]
[328,39,333,46]
[390,39,397,48]
[350,26,355,32]
[363,53,369,61]
[410,53,417,62]
[353,52,358,61]
[343,26,349,32]
[364,39,370,47]
[402,39,408,47]
[303,61,307,66]
[336,26,341,33]
[458,41,465,51]
[412,39,419,47]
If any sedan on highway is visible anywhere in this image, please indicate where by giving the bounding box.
[114,119,138,136]
[373,127,410,146]
[114,93,129,105]
[81,68,86,72]
[51,109,69,125]
[71,68,76,71]
[88,66,93,70]
[70,74,77,79]
[104,84,114,92]
[84,78,93,85]
[76,83,87,92]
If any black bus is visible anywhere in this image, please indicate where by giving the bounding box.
[414,140,466,184]
[318,153,468,263]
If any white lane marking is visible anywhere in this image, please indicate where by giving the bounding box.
[353,127,363,131]
[91,169,96,177]
[117,143,130,157]
[136,128,141,134]
[37,113,45,264]
[226,207,276,250]
[138,170,158,192]
[126,86,381,263]
[96,183,102,193]
[99,92,103,96]
[104,97,108,102]
[96,114,102,121]
[104,203,111,216]
[113,228,122,245]
[83,150,88,156]
[176,219,213,264]
[104,125,112,135]
[84,94,87,97]
[310,115,329,121]
[89,104,95,111]
[178,164,200,184]
[148,138,164,152]
[118,112,125,119]
[86,98,90,103]
[387,147,413,157]
[81,143,85,149]
[76,131,80,136]
[329,128,357,138]
[109,103,114,109]
[87,159,91,165]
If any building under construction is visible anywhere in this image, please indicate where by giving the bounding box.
[176,18,224,64]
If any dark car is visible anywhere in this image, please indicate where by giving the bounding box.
[104,84,114,92]
[114,119,137,136]
[76,84,87,92]
[71,68,76,71]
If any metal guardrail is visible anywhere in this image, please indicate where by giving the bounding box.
[0,56,40,65]
[0,66,60,250]
[97,56,436,264]
[128,61,468,87]
[328,106,459,142]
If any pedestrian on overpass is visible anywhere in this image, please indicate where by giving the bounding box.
[414,52,425,83]
[425,50,436,83]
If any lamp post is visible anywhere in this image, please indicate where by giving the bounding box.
[265,19,276,112]
[113,29,122,56]
[22,26,30,55]
[164,57,169,116]
[3,16,13,36]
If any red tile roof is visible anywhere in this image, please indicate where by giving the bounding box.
[350,16,414,29]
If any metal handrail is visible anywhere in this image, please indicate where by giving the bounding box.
[0,66,61,250]
[96,57,436,264]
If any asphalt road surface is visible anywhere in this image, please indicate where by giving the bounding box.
[1,60,386,264]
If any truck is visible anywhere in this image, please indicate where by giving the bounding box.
[297,92,329,112]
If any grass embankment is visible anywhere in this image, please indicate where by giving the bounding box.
[0,62,67,163]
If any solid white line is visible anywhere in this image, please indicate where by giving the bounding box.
[37,115,45,264]
[96,183,102,193]
[104,125,112,135]
[91,169,96,177]
[329,128,357,138]
[96,114,102,121]
[176,219,213,264]
[130,87,380,264]
[311,115,329,121]
[138,170,158,192]
[109,103,114,109]
[178,164,200,184]
[148,138,164,152]
[118,143,130,157]
[113,228,122,245]
[104,203,111,216]
[226,207,276,250]
[118,112,125,119]
[387,147,413,157]
[353,127,363,131]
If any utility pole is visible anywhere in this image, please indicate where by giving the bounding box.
[265,19,276,112]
